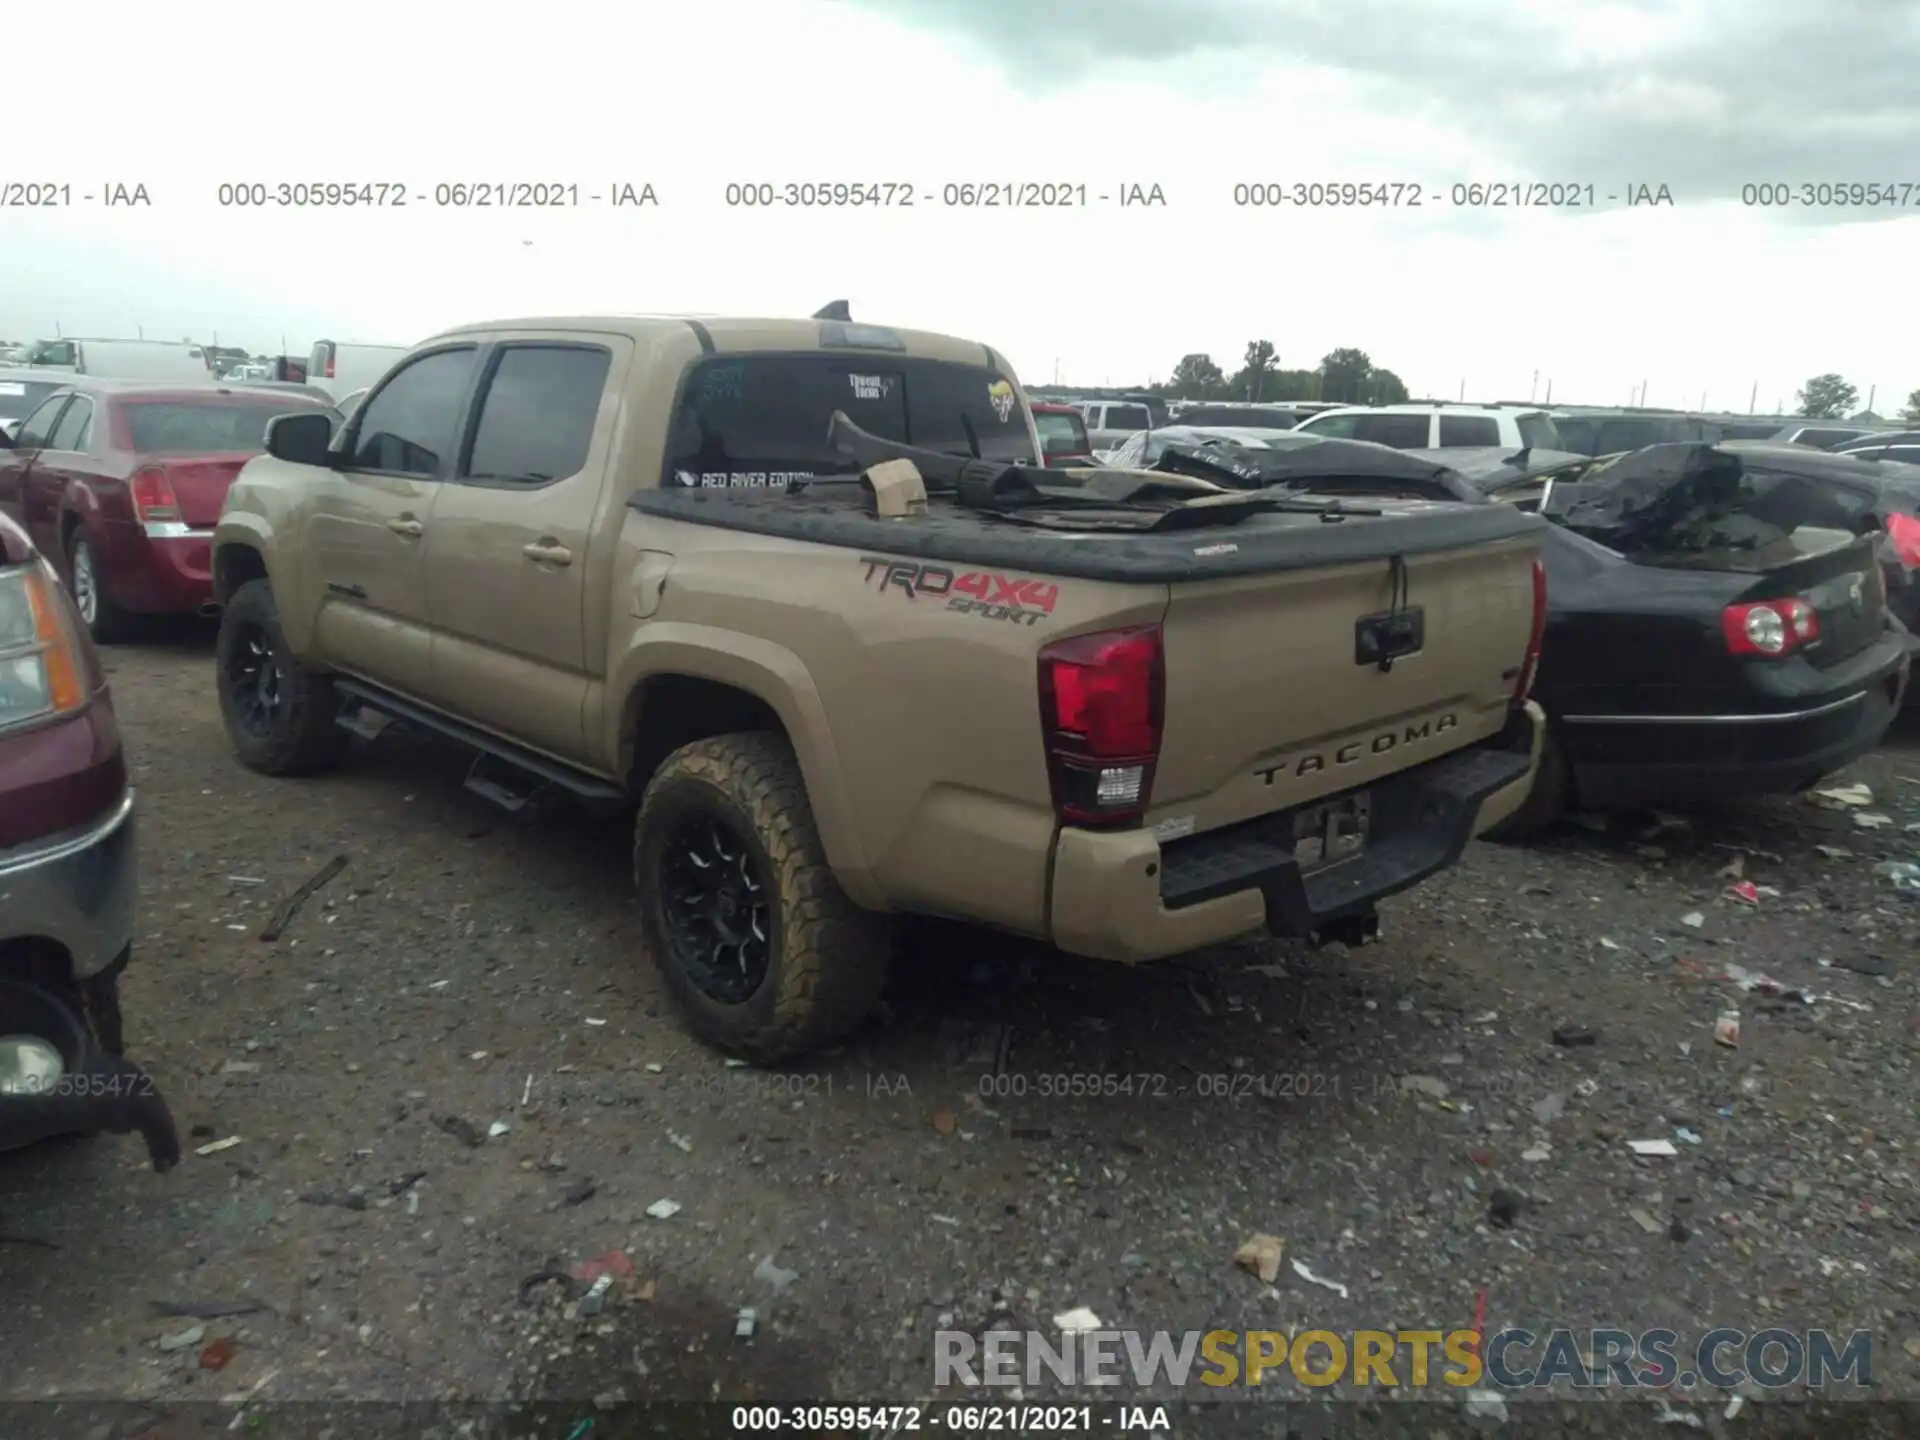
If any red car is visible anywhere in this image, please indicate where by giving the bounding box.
[1031,402,1094,465]
[0,381,337,641]
[0,510,177,1167]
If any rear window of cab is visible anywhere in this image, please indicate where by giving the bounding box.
[664,356,1034,489]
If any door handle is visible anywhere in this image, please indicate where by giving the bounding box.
[523,541,572,565]
[387,517,424,536]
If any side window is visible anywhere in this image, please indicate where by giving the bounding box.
[1303,414,1360,438]
[1886,446,1920,466]
[1355,414,1432,448]
[1437,414,1500,446]
[346,348,476,476]
[1553,419,1596,452]
[462,345,611,484]
[14,396,69,450]
[1596,421,1655,453]
[1105,405,1150,431]
[48,397,93,452]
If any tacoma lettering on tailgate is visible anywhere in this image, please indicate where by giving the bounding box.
[1256,713,1458,783]
[858,557,1060,626]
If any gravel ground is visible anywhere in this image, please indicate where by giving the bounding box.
[2,637,1917,1436]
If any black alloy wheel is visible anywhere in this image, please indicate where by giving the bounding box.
[657,812,773,1004]
[222,621,285,739]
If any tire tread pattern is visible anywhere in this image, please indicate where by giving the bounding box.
[216,580,347,776]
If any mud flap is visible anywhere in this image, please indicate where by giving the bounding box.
[1310,910,1380,948]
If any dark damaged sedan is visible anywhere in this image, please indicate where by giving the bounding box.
[1432,443,1913,836]
[0,511,178,1168]
[1142,437,1913,839]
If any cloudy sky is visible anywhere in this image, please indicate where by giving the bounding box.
[5,0,1917,413]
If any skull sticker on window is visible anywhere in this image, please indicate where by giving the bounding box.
[987,378,1015,423]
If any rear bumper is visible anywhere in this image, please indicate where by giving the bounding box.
[0,790,138,979]
[1561,640,1908,807]
[98,521,215,614]
[1048,702,1543,962]
[0,979,179,1170]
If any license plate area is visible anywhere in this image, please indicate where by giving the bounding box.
[1293,792,1370,873]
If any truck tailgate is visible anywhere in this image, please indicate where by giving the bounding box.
[1151,535,1539,834]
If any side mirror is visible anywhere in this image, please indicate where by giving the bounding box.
[265,411,338,466]
[0,427,14,450]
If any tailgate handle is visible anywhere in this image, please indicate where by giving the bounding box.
[1355,607,1425,670]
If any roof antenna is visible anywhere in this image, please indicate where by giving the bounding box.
[812,300,851,321]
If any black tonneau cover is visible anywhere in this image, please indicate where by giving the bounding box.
[627,484,1543,584]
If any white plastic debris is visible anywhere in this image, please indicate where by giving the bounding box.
[753,1256,798,1290]
[1653,1397,1705,1428]
[1680,911,1706,929]
[931,1214,961,1227]
[1464,1390,1509,1421]
[644,1199,681,1220]
[194,1136,243,1155]
[1628,1138,1678,1157]
[1053,1307,1103,1332]
[667,1131,693,1153]
[1813,783,1872,808]
[1675,1127,1702,1145]
[1575,1078,1600,1098]
[1599,937,1620,950]
[1715,1010,1741,1047]
[1724,1396,1746,1420]
[1290,1259,1349,1298]
[1813,844,1853,859]
[487,1121,510,1140]
[577,1273,615,1316]
[585,1017,607,1027]
[735,1307,757,1338]
[157,1323,207,1352]
[1853,812,1894,830]
[1521,1143,1552,1163]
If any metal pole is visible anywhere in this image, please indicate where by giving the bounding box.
[1544,378,1552,404]
[1749,382,1757,414]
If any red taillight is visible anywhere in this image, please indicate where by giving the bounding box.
[324,352,336,378]
[1038,625,1164,826]
[1722,598,1819,657]
[1887,512,1920,568]
[1513,556,1547,704]
[130,466,180,525]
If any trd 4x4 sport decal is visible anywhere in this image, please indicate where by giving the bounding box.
[858,556,1061,625]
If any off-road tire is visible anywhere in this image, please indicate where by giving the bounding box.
[215,579,347,776]
[634,732,891,1062]
[1482,724,1570,844]
[67,532,136,644]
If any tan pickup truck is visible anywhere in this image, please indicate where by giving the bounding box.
[210,313,1548,1060]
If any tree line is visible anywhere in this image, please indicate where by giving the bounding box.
[1154,343,1411,406]
[1796,374,1920,423]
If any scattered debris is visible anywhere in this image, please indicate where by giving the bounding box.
[735,1308,758,1338]
[1574,1078,1600,1098]
[157,1324,207,1353]
[562,1178,597,1206]
[1680,911,1706,929]
[150,1299,265,1320]
[436,1116,486,1148]
[1053,1307,1103,1332]
[1724,1396,1746,1420]
[199,1336,238,1371]
[388,1170,428,1196]
[1674,1127,1702,1145]
[1652,1398,1705,1428]
[931,1109,957,1135]
[574,1251,637,1291]
[576,1274,616,1317]
[644,1199,681,1220]
[1715,1010,1741,1047]
[1873,860,1920,891]
[1812,783,1873,808]
[1598,937,1621,950]
[1399,1075,1450,1100]
[1290,1259,1349,1299]
[1853,812,1894,830]
[1629,1209,1663,1234]
[1487,1190,1524,1229]
[1628,1139,1678,1157]
[1532,1091,1567,1124]
[258,853,349,942]
[487,1120,511,1140]
[1814,844,1854,860]
[667,1130,694,1153]
[518,1270,580,1307]
[1723,880,1776,905]
[1463,1390,1509,1422]
[1551,1024,1597,1048]
[1233,1234,1285,1284]
[298,1188,367,1211]
[1521,1143,1552,1163]
[754,1255,799,1290]
[193,1136,242,1156]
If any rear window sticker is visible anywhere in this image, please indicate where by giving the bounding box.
[848,374,893,400]
[674,469,816,488]
[697,363,745,402]
[987,379,1015,422]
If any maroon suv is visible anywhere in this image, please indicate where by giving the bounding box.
[0,511,176,1167]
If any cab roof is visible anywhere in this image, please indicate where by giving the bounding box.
[429,315,1007,368]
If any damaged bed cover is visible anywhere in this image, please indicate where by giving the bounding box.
[628,415,1543,583]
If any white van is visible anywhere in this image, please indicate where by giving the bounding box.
[307,340,411,400]
[14,337,211,380]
